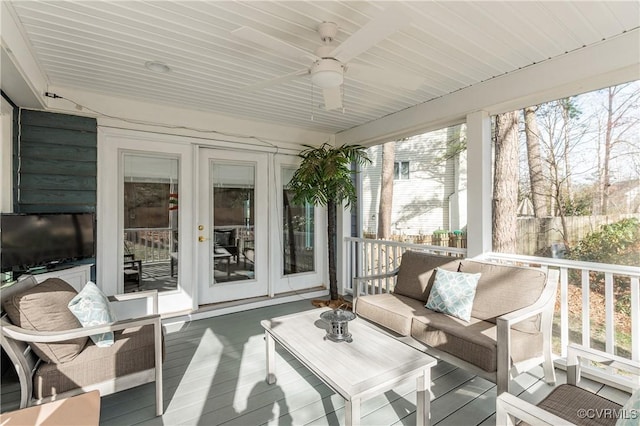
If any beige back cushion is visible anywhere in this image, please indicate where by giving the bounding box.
[458,260,547,330]
[2,278,87,363]
[393,251,461,302]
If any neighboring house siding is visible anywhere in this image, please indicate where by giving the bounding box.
[361,125,467,236]
[14,110,97,213]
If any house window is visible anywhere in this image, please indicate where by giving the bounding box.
[394,161,410,180]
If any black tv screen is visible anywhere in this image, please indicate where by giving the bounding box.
[1,213,95,272]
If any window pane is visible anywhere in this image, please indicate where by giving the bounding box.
[283,167,315,275]
[401,161,410,179]
[123,154,178,293]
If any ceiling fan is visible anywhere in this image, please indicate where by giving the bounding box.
[232,6,424,111]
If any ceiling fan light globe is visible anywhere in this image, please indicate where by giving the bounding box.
[311,59,344,88]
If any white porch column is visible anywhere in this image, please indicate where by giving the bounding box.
[466,110,492,257]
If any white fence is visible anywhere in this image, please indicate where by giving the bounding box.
[345,237,640,370]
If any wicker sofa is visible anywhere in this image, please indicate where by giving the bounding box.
[353,250,559,394]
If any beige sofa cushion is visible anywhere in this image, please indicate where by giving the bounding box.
[356,293,426,336]
[2,278,87,363]
[34,324,158,399]
[393,251,461,302]
[411,309,543,372]
[459,260,547,332]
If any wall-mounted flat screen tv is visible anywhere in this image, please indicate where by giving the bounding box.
[1,213,95,273]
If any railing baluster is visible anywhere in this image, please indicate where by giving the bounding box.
[632,276,639,362]
[560,267,569,358]
[581,269,590,348]
[377,242,382,293]
[605,272,614,354]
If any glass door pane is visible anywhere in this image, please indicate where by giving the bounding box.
[282,167,315,275]
[123,154,178,293]
[211,162,255,283]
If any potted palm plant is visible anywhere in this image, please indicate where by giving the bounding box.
[288,143,371,303]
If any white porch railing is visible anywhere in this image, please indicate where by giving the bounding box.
[345,237,640,366]
[344,237,466,294]
[124,227,176,263]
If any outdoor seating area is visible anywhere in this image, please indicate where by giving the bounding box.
[2,298,635,425]
[0,1,638,425]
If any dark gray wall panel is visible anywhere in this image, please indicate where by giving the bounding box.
[15,110,97,213]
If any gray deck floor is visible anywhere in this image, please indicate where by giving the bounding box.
[1,299,630,425]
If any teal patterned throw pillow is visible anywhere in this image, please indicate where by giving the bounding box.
[425,268,481,322]
[68,281,116,347]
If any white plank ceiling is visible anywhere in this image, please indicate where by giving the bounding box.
[6,1,639,134]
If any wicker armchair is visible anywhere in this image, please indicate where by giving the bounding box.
[497,344,640,425]
[0,275,164,416]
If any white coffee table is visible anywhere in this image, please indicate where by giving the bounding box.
[261,308,437,426]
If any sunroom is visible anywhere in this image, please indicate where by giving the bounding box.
[1,1,639,425]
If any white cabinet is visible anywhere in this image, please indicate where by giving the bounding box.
[33,264,92,292]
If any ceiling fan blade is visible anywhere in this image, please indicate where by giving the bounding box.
[242,68,309,92]
[232,26,317,61]
[347,63,425,91]
[322,87,343,111]
[330,6,410,63]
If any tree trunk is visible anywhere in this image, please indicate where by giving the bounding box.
[493,111,519,254]
[523,107,547,217]
[601,87,614,215]
[561,100,574,205]
[377,141,395,239]
[327,199,338,300]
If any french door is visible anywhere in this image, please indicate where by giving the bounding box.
[197,148,269,304]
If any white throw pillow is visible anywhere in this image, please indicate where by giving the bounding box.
[425,268,481,322]
[68,281,116,347]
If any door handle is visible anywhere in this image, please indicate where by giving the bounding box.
[198,236,209,242]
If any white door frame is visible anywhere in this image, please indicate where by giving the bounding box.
[271,155,326,295]
[197,147,269,305]
[97,128,196,314]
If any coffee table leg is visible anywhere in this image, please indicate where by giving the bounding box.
[416,369,431,426]
[345,397,361,426]
[265,332,277,384]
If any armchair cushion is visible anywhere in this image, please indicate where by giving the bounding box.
[214,229,234,247]
[34,324,158,399]
[2,278,87,363]
[532,384,622,426]
[68,282,116,347]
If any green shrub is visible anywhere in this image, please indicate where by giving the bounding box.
[569,218,640,266]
